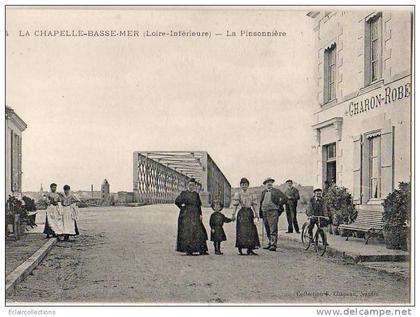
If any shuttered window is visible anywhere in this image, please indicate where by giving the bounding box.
[365,13,383,85]
[11,132,22,192]
[352,135,362,204]
[324,44,337,103]
[368,135,381,199]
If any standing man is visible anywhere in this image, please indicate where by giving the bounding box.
[259,177,287,251]
[284,179,300,234]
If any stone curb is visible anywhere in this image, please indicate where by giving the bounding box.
[278,233,410,264]
[6,237,57,297]
[358,262,411,280]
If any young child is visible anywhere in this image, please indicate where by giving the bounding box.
[209,199,233,255]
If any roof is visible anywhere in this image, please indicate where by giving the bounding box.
[5,105,27,131]
[307,11,320,18]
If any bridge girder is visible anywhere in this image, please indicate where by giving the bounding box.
[133,151,231,207]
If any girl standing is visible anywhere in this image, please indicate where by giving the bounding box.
[209,199,233,255]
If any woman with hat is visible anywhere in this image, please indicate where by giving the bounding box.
[175,178,209,255]
[231,178,260,255]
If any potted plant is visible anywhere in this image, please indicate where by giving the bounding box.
[323,185,357,235]
[382,182,410,250]
[5,195,28,239]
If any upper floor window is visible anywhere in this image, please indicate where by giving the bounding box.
[324,43,336,103]
[365,13,383,85]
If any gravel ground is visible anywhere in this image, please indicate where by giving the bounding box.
[6,233,48,276]
[7,205,410,304]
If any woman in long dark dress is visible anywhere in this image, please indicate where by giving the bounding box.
[175,178,209,255]
[231,177,260,255]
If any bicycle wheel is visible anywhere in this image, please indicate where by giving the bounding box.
[314,229,327,256]
[301,222,311,250]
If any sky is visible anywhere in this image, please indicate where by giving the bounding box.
[6,7,316,192]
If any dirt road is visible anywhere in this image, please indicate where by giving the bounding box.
[7,205,410,304]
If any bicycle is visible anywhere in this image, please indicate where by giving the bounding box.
[301,215,330,256]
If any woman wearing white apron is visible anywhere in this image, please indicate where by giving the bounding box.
[61,185,80,241]
[43,183,64,238]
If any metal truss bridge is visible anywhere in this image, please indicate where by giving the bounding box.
[133,151,231,207]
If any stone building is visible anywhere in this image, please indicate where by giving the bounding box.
[307,10,412,212]
[101,179,110,199]
[5,106,27,198]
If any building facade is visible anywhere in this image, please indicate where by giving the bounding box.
[5,106,27,198]
[308,10,412,212]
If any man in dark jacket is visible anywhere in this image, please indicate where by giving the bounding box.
[306,188,328,241]
[284,179,300,233]
[259,177,288,251]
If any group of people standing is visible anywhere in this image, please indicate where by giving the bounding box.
[175,176,302,256]
[43,183,80,241]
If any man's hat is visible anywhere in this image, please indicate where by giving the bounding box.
[285,179,293,184]
[313,188,323,193]
[263,177,275,185]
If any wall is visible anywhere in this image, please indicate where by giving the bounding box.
[311,10,412,203]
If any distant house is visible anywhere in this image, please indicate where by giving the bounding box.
[6,106,27,198]
[117,191,134,204]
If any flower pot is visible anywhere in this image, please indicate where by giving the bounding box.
[13,214,21,240]
[383,227,402,250]
[401,226,409,252]
[20,220,27,235]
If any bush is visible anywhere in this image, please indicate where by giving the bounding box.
[6,195,28,222]
[323,185,357,226]
[382,182,410,249]
[22,196,37,212]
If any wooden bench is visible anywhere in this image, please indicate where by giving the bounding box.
[339,209,384,244]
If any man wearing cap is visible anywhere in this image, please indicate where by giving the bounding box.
[306,188,328,241]
[259,177,288,251]
[284,179,301,234]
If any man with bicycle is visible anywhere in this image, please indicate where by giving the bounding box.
[306,188,328,244]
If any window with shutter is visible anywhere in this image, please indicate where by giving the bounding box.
[380,127,394,197]
[368,134,381,199]
[11,133,20,192]
[324,44,337,103]
[365,13,383,85]
[353,135,362,204]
